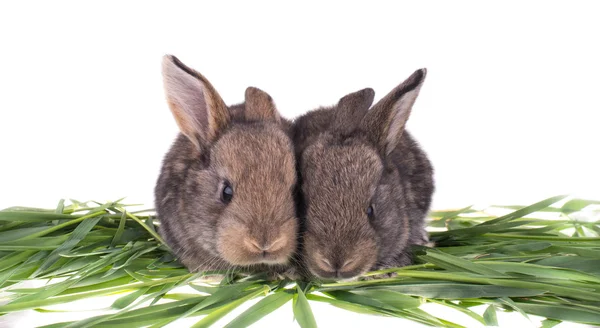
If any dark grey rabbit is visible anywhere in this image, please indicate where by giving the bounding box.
[293,69,434,279]
[155,55,298,273]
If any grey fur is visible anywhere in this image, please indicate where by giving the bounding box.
[293,69,434,279]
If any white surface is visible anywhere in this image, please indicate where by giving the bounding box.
[0,1,599,327]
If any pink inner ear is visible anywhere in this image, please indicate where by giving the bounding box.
[162,56,214,148]
[163,58,209,136]
[365,69,426,156]
[385,88,420,155]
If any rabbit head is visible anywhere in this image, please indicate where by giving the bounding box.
[296,69,428,279]
[155,55,298,271]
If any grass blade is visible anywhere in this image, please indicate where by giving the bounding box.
[479,195,567,226]
[349,289,420,309]
[483,305,498,326]
[30,215,104,278]
[224,290,293,328]
[294,285,317,328]
[1,197,599,328]
[111,286,151,309]
[191,286,270,328]
[514,302,600,325]
[111,211,127,248]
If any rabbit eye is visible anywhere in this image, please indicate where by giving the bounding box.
[366,205,374,218]
[221,182,233,203]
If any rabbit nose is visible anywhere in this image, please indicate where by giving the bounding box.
[317,257,356,278]
[333,259,355,278]
[244,236,285,256]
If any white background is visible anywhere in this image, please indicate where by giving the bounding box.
[0,1,598,327]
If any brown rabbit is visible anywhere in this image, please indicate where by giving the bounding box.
[293,69,433,279]
[155,55,298,273]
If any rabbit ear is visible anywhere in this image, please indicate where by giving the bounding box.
[244,87,281,123]
[162,55,230,150]
[363,69,426,156]
[331,88,375,136]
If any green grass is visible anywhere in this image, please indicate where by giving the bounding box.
[0,196,599,327]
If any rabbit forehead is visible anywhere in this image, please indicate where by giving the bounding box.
[302,139,383,201]
[211,123,296,193]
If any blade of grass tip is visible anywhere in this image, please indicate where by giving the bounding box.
[101,249,153,279]
[561,198,600,213]
[191,286,270,328]
[429,206,475,219]
[148,282,178,306]
[224,290,293,328]
[400,307,455,327]
[478,195,567,226]
[117,208,167,247]
[112,197,128,205]
[145,216,158,235]
[124,269,153,283]
[483,305,498,327]
[115,245,160,271]
[420,248,508,276]
[55,199,65,212]
[52,199,65,225]
[111,211,127,248]
[189,284,220,295]
[431,317,466,328]
[540,319,562,328]
[427,299,485,325]
[69,199,86,207]
[29,215,104,278]
[148,281,263,327]
[430,219,542,239]
[111,286,152,309]
[294,285,317,328]
[497,297,531,322]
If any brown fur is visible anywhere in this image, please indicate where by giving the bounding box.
[155,55,298,273]
[293,69,434,279]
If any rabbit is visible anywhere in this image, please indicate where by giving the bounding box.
[292,68,434,279]
[155,55,299,273]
